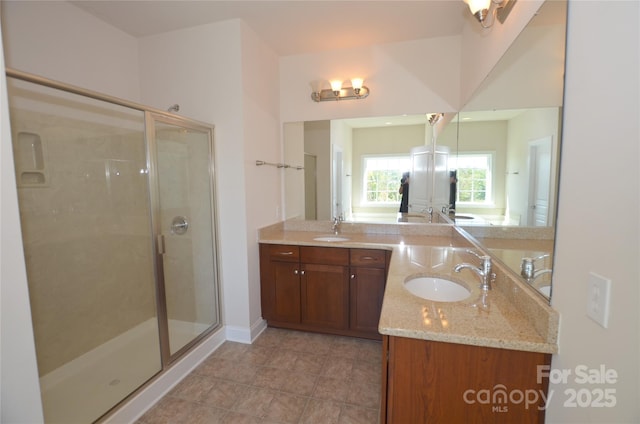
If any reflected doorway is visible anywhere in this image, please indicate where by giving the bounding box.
[304,153,317,220]
[527,136,552,226]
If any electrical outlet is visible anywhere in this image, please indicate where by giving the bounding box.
[587,272,611,328]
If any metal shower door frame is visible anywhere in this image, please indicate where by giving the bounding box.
[144,111,222,366]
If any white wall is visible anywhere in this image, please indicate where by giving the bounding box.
[506,107,560,225]
[1,1,140,101]
[464,22,566,112]
[459,0,545,106]
[239,21,281,331]
[0,21,44,424]
[548,1,639,422]
[280,35,462,123]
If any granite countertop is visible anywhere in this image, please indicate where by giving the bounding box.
[258,222,558,354]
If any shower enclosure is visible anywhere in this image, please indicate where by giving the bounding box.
[6,70,221,423]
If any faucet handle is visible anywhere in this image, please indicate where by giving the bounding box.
[533,253,550,262]
[464,249,489,262]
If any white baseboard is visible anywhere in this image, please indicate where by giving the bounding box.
[225,318,267,344]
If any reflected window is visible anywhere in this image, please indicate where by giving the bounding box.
[450,153,494,205]
[363,155,411,204]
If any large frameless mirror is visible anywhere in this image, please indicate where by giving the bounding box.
[282,0,567,301]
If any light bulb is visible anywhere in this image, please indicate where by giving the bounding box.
[464,0,490,15]
[330,80,343,96]
[351,78,364,95]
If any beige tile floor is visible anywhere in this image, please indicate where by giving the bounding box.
[137,327,382,424]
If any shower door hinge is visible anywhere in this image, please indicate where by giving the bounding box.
[157,234,166,255]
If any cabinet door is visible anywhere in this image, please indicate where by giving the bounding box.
[268,261,301,323]
[301,263,349,330]
[260,244,301,324]
[350,267,386,334]
[383,336,550,424]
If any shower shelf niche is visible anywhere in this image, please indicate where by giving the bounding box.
[13,131,48,187]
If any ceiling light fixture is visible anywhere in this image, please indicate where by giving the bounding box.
[464,0,516,28]
[311,78,370,102]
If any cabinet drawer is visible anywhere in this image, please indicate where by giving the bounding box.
[300,246,349,266]
[265,244,300,262]
[350,249,386,268]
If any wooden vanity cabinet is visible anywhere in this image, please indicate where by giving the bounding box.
[381,335,552,424]
[259,243,389,339]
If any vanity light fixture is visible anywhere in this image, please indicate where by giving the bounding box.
[311,78,370,102]
[464,0,516,28]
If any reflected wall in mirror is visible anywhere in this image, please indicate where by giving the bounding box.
[455,0,566,301]
[445,106,562,227]
[282,0,567,301]
[284,114,444,222]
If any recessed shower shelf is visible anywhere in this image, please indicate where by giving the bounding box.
[20,171,46,185]
[14,131,48,187]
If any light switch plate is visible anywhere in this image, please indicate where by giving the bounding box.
[587,272,611,328]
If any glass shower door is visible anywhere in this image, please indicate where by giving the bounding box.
[7,77,162,424]
[149,115,220,359]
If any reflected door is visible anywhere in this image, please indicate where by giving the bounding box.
[304,154,318,220]
[149,115,220,359]
[332,148,343,219]
[527,136,552,226]
[409,146,430,212]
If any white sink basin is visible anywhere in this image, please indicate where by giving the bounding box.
[405,277,471,302]
[538,285,551,297]
[313,235,350,242]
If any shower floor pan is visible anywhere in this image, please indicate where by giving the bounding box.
[39,318,208,423]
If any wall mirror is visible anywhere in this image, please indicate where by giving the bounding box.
[283,0,567,301]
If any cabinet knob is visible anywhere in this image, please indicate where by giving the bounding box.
[294,269,299,275]
[351,274,356,279]
[300,270,305,275]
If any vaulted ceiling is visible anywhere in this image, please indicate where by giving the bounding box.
[70,0,470,56]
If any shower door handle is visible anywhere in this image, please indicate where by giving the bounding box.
[157,234,166,255]
[171,216,189,235]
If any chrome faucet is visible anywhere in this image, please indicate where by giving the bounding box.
[419,206,434,222]
[520,254,550,281]
[332,216,342,235]
[441,204,455,215]
[454,250,494,291]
